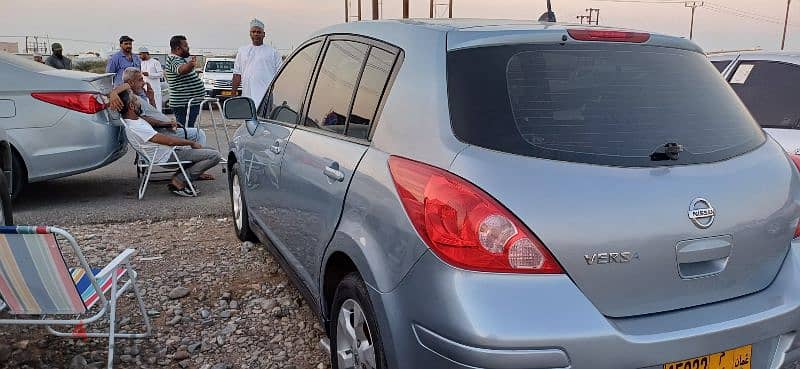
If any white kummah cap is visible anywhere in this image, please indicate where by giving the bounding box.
[138,46,149,53]
[250,18,265,30]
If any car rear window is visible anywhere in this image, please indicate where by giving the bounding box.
[728,60,800,129]
[447,43,765,167]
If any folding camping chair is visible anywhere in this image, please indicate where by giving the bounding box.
[123,124,198,199]
[0,226,151,369]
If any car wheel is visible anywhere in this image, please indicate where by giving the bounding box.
[229,162,257,242]
[330,273,386,369]
[0,171,13,225]
[10,151,25,201]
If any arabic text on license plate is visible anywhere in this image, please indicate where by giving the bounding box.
[663,344,751,369]
[220,91,233,96]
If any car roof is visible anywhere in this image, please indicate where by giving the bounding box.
[311,18,702,53]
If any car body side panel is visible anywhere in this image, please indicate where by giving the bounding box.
[322,147,430,295]
[7,110,125,181]
[275,128,369,290]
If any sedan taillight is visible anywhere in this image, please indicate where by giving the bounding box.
[31,92,107,114]
[388,156,563,274]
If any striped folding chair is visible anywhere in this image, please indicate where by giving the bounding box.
[0,226,151,369]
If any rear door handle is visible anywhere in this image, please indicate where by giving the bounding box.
[324,164,345,182]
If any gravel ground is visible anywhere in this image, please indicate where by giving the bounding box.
[0,217,330,369]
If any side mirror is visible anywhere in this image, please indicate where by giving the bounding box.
[223,97,259,136]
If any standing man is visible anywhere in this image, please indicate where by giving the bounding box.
[139,47,164,112]
[231,19,282,105]
[45,43,72,70]
[165,35,205,128]
[106,36,141,86]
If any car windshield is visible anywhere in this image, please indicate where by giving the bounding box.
[447,43,765,167]
[205,60,234,73]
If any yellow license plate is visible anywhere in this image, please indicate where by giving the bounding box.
[220,90,234,96]
[664,345,751,369]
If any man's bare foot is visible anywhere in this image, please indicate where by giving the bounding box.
[198,173,215,181]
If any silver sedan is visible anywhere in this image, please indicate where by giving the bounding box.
[0,52,126,198]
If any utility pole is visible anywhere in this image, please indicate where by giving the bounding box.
[373,0,379,19]
[449,0,453,18]
[357,0,362,20]
[782,0,792,50]
[430,0,434,18]
[345,0,349,22]
[685,1,704,40]
[403,0,409,18]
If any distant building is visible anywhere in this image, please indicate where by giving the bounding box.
[0,42,19,54]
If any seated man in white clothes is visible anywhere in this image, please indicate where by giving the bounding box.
[119,67,216,180]
[118,89,221,196]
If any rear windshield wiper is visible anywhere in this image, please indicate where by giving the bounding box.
[650,142,684,161]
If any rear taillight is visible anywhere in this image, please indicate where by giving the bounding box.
[388,156,563,274]
[567,29,651,43]
[31,92,107,114]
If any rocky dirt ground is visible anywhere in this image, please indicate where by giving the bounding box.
[0,217,330,369]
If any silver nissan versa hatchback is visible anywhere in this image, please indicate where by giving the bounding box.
[223,19,800,369]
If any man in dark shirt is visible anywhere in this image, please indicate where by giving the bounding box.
[45,43,72,70]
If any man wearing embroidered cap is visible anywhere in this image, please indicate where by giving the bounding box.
[231,18,283,105]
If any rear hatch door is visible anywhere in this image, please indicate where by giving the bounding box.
[445,36,799,317]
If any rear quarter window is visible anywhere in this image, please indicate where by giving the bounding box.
[447,43,765,167]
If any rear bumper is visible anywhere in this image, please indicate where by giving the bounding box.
[374,241,800,369]
[14,111,126,182]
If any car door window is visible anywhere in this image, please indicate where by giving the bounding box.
[305,40,369,134]
[258,41,322,124]
[730,60,800,129]
[346,47,396,140]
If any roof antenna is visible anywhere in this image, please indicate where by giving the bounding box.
[538,0,557,22]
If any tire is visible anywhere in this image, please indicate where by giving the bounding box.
[10,151,25,201]
[229,162,257,242]
[330,273,387,369]
[0,171,13,225]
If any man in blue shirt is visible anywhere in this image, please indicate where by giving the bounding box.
[106,35,141,86]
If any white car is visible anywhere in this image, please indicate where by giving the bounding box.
[710,51,800,154]
[201,57,240,100]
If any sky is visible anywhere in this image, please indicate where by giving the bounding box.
[1,0,799,55]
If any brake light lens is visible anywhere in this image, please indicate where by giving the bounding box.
[31,92,107,114]
[568,29,651,43]
[388,156,563,274]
